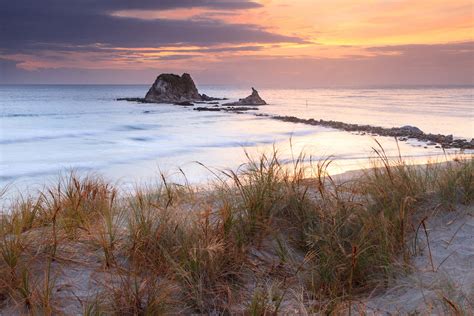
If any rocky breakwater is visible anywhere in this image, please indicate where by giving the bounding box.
[117,73,224,105]
[266,115,474,150]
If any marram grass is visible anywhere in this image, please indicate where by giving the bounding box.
[0,147,472,315]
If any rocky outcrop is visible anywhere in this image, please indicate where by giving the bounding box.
[145,73,202,103]
[118,73,226,104]
[223,88,267,106]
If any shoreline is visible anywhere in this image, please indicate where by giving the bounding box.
[2,150,471,200]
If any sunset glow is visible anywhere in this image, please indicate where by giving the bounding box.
[1,0,473,86]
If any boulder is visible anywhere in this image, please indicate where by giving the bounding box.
[194,107,222,112]
[201,94,226,101]
[145,73,202,103]
[400,125,423,135]
[223,88,267,106]
[174,101,194,106]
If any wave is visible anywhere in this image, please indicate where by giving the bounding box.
[1,109,145,119]
[0,166,95,183]
[199,140,266,148]
[1,122,163,145]
[0,113,72,118]
[0,132,97,145]
[129,137,153,142]
[280,129,327,137]
[195,130,318,149]
[2,113,43,118]
[114,124,161,132]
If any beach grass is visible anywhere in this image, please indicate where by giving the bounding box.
[0,147,472,314]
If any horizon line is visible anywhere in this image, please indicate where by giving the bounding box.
[1,83,473,89]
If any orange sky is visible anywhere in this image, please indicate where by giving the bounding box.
[113,0,473,57]
[1,0,473,85]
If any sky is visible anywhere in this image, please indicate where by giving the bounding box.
[0,0,473,87]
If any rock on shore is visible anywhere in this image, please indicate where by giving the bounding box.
[223,88,267,106]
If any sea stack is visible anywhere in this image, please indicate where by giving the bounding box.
[145,73,202,103]
[224,88,267,106]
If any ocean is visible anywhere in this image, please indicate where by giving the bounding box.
[1,85,473,191]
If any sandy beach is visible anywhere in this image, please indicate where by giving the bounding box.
[0,153,472,314]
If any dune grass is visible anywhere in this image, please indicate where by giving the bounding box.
[0,146,472,314]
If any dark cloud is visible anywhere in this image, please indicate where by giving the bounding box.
[0,0,301,54]
[5,0,262,13]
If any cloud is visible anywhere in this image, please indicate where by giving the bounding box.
[0,0,301,55]
[8,0,263,13]
[2,42,472,86]
[367,41,474,54]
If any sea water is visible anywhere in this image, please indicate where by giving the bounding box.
[0,85,472,191]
